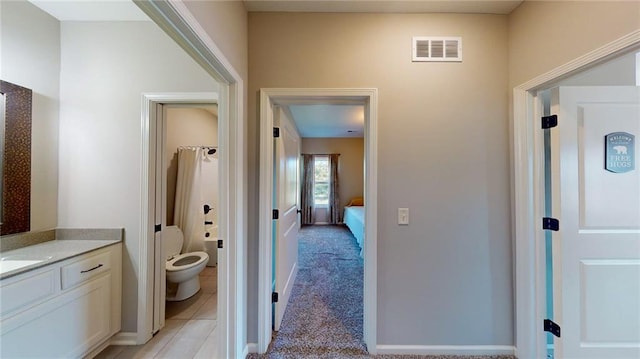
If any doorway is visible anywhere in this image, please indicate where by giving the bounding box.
[258,88,378,354]
[163,102,220,317]
[513,36,640,358]
[140,92,224,358]
[135,1,246,357]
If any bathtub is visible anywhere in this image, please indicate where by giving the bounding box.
[203,226,218,267]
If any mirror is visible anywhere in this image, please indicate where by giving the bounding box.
[0,80,32,236]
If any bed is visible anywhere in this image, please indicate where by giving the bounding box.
[343,198,365,257]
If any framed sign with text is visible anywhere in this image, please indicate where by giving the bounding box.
[605,132,635,173]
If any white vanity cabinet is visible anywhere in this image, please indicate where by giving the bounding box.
[0,243,122,358]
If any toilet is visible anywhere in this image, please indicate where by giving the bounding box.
[164,225,209,301]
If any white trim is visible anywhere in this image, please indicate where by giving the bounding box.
[134,1,246,357]
[246,343,258,354]
[138,92,218,346]
[258,88,378,354]
[280,262,298,317]
[376,345,515,356]
[513,29,640,359]
[378,345,515,355]
[109,332,138,346]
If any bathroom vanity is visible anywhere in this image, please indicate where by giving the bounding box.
[0,235,122,358]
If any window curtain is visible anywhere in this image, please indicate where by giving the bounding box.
[300,154,315,225]
[329,154,341,224]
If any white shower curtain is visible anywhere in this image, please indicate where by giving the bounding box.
[173,147,206,253]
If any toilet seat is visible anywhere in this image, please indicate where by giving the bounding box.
[166,251,208,272]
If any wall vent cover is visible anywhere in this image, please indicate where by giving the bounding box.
[412,37,462,62]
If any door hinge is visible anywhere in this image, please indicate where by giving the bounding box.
[273,209,279,220]
[154,224,162,233]
[218,239,223,249]
[542,115,558,129]
[273,127,280,138]
[544,319,561,338]
[543,217,559,231]
[272,292,279,303]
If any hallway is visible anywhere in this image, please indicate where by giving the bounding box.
[250,225,367,358]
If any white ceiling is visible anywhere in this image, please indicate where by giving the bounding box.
[28,0,149,21]
[289,105,365,138]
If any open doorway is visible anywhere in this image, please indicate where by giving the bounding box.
[514,36,640,359]
[258,88,378,354]
[134,2,246,357]
[163,103,220,321]
[140,93,222,358]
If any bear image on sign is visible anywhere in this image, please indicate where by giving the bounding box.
[613,145,628,155]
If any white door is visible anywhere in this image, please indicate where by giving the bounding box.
[550,86,640,359]
[273,106,301,331]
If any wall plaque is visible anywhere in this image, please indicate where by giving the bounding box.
[605,132,635,173]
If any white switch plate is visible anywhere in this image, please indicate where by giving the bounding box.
[398,208,409,225]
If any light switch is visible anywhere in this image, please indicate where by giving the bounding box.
[398,208,409,225]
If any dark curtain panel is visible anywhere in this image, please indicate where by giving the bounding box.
[300,154,315,225]
[329,154,341,224]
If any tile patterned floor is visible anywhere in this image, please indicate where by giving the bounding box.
[95,266,218,359]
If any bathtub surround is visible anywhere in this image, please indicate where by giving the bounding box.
[173,147,219,254]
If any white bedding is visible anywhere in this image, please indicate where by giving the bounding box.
[343,206,365,256]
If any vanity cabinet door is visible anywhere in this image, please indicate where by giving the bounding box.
[0,273,111,358]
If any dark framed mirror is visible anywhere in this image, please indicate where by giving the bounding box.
[1,80,32,235]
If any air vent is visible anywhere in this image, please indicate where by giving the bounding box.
[412,37,462,62]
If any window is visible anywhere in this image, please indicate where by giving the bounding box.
[313,156,329,206]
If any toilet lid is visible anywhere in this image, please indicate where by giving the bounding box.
[164,225,184,260]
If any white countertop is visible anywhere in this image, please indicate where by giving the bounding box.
[0,239,121,280]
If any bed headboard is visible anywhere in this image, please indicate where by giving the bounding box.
[346,197,364,206]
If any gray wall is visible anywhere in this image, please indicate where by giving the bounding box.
[1,1,59,231]
[508,0,640,88]
[556,51,637,87]
[249,13,512,345]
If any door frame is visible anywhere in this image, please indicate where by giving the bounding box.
[134,1,246,358]
[140,91,218,336]
[513,30,640,359]
[258,88,378,354]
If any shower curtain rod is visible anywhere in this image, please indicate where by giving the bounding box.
[178,145,217,149]
[178,145,217,154]
[301,153,340,156]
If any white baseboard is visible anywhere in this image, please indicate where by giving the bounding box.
[246,343,258,354]
[109,332,139,346]
[376,345,516,356]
